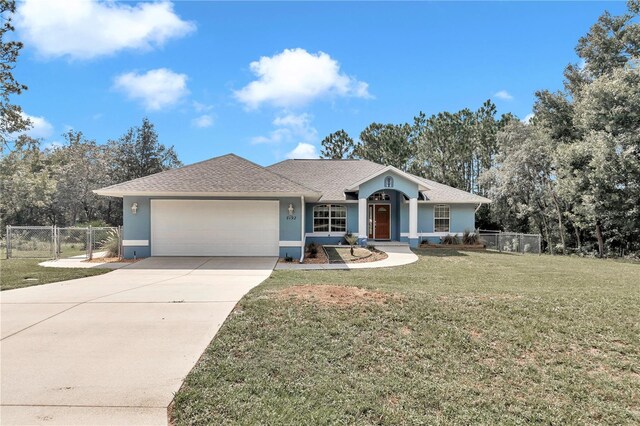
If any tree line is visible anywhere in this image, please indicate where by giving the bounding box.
[321,1,640,257]
[0,118,181,228]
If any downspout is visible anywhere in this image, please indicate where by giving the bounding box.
[475,203,483,213]
[300,196,305,262]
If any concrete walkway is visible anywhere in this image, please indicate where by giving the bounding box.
[38,258,131,269]
[275,245,418,270]
[0,256,276,425]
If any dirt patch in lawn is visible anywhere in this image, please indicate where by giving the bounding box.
[278,285,396,307]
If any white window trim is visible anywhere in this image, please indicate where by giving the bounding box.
[434,204,450,233]
[313,204,347,233]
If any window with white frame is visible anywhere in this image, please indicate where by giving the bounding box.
[384,176,394,188]
[434,204,450,232]
[313,204,347,232]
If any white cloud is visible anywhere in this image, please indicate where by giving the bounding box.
[19,112,54,139]
[113,68,189,110]
[234,48,371,109]
[193,101,213,113]
[286,143,319,159]
[251,113,317,145]
[192,114,214,128]
[494,90,514,101]
[522,113,535,124]
[15,0,195,60]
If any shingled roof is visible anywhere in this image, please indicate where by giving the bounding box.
[267,159,385,201]
[94,154,321,197]
[268,159,491,203]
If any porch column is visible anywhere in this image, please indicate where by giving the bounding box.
[358,197,367,246]
[409,197,419,248]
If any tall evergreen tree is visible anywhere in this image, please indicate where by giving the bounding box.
[0,0,30,149]
[320,129,355,159]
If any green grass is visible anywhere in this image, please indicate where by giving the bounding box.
[173,249,640,425]
[0,258,110,291]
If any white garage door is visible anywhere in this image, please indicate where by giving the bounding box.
[151,200,279,256]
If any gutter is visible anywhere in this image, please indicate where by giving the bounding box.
[300,195,306,263]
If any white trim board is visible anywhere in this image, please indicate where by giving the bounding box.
[305,232,348,237]
[279,241,303,247]
[122,240,149,246]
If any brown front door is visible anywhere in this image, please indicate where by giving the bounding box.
[374,205,391,239]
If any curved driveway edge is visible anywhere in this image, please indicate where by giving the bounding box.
[1,256,276,426]
[274,245,418,270]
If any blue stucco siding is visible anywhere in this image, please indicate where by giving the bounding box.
[419,204,434,233]
[450,204,477,232]
[279,246,302,259]
[279,197,303,242]
[122,196,303,259]
[358,171,419,199]
[122,196,151,258]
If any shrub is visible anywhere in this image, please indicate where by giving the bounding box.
[98,229,120,258]
[366,244,376,251]
[462,230,479,245]
[442,234,460,245]
[344,232,358,256]
[307,242,318,258]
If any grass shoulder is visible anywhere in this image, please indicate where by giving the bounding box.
[0,258,111,291]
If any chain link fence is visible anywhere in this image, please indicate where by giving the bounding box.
[5,225,121,260]
[479,230,542,254]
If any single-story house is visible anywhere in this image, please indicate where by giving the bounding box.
[94,153,490,260]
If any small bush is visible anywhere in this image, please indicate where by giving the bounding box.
[344,232,358,256]
[442,234,460,245]
[98,229,120,258]
[366,244,376,251]
[462,230,479,245]
[307,242,318,258]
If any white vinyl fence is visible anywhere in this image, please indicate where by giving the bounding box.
[5,225,121,260]
[478,230,542,254]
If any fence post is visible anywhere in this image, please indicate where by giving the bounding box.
[87,226,92,260]
[538,234,542,255]
[54,226,59,259]
[50,225,55,259]
[6,225,10,259]
[498,232,502,253]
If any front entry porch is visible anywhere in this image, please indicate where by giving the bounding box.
[358,190,420,248]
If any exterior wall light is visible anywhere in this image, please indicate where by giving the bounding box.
[131,202,138,215]
[288,203,295,216]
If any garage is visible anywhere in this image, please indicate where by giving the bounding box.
[150,199,279,256]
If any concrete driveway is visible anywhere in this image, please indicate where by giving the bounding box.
[0,256,276,425]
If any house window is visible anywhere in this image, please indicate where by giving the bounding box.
[384,176,394,188]
[368,191,390,201]
[313,204,347,232]
[434,204,450,232]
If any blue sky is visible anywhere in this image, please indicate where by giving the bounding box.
[13,0,628,165]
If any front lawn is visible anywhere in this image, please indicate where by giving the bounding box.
[173,249,640,425]
[0,258,111,291]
